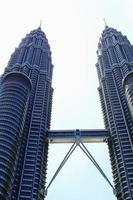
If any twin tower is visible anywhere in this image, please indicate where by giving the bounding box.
[0,25,133,200]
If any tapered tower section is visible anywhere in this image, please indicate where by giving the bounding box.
[96,26,133,199]
[0,27,53,200]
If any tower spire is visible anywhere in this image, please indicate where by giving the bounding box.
[103,18,108,28]
[38,20,42,29]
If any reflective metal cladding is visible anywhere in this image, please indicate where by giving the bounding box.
[1,24,133,200]
[0,27,53,200]
[96,26,133,199]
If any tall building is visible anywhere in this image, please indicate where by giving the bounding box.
[1,24,133,200]
[0,27,53,200]
[96,25,133,199]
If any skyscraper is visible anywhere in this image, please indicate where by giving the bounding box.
[0,27,53,200]
[96,25,133,199]
[1,24,133,200]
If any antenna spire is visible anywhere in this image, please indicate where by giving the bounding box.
[103,18,108,28]
[38,20,42,29]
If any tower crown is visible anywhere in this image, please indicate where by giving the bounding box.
[6,27,53,75]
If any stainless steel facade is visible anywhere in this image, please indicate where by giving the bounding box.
[96,26,133,199]
[1,25,133,200]
[0,27,53,200]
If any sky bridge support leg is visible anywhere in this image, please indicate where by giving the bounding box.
[44,142,78,197]
[78,141,116,195]
[44,134,116,198]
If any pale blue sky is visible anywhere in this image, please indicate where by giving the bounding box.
[0,0,133,199]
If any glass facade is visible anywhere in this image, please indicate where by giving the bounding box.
[0,27,53,200]
[96,26,133,199]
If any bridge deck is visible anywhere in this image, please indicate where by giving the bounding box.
[47,129,109,143]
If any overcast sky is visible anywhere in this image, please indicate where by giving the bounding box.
[0,0,133,199]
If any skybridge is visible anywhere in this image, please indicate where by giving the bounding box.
[47,129,109,143]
